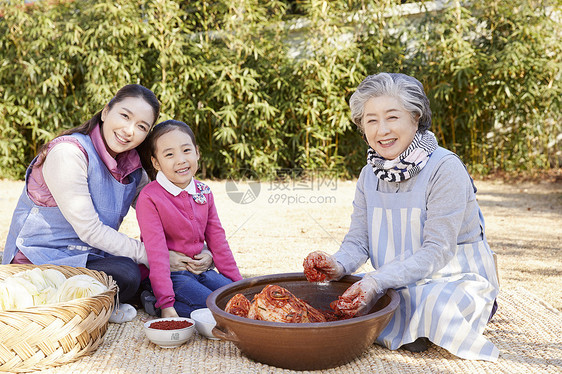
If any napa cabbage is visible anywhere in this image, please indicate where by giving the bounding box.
[0,269,107,311]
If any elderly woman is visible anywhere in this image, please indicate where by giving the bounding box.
[303,73,499,361]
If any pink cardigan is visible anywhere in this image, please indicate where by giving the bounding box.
[136,179,242,309]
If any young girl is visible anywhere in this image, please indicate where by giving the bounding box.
[136,120,243,318]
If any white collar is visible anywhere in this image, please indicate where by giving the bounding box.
[156,171,196,197]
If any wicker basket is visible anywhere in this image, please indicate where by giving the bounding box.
[0,264,118,373]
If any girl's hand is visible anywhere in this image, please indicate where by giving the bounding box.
[185,252,213,275]
[160,306,179,318]
[169,251,191,272]
[303,251,344,282]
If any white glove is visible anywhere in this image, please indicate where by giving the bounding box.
[333,273,384,317]
[303,251,345,282]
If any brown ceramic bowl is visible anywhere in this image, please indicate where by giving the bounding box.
[207,273,399,371]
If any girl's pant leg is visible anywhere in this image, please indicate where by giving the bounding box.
[170,271,215,318]
[86,256,141,304]
[199,270,233,290]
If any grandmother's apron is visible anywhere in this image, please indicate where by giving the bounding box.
[2,133,141,267]
[368,147,500,361]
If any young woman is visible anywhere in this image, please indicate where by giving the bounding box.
[303,73,500,361]
[136,120,242,318]
[4,84,160,322]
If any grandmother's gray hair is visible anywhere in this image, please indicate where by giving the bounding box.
[349,73,432,133]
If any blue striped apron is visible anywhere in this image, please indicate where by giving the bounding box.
[2,133,141,267]
[369,147,500,361]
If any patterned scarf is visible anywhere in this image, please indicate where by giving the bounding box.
[367,131,438,182]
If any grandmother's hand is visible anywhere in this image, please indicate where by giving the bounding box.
[303,251,345,282]
[169,250,190,272]
[333,275,384,317]
[185,252,213,275]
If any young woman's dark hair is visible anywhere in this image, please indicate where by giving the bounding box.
[35,84,160,167]
[139,119,198,181]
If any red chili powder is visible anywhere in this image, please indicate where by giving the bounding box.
[149,320,193,330]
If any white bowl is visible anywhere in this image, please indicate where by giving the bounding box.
[190,308,219,340]
[144,317,195,348]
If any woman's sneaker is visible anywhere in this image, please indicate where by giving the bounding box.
[109,303,137,323]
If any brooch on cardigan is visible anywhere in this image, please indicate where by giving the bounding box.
[192,182,211,204]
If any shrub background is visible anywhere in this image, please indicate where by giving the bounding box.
[0,0,560,180]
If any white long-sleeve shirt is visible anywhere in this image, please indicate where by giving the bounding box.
[39,142,149,266]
